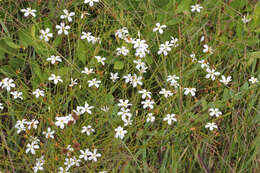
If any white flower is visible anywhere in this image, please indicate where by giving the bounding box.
[69,78,78,87]
[132,39,148,49]
[203,44,213,54]
[48,74,63,84]
[32,89,44,98]
[95,56,106,65]
[56,22,70,35]
[117,108,132,120]
[81,67,94,75]
[88,149,101,162]
[84,0,99,7]
[131,74,143,87]
[58,167,69,173]
[205,68,220,81]
[55,116,68,129]
[26,142,39,155]
[158,41,173,56]
[33,161,44,173]
[122,116,133,126]
[110,73,119,82]
[159,88,173,98]
[101,105,109,112]
[10,91,23,100]
[141,99,155,109]
[27,119,39,130]
[79,148,91,161]
[190,53,197,62]
[116,46,129,56]
[81,125,95,135]
[163,114,177,125]
[1,77,15,91]
[115,126,127,139]
[219,75,232,85]
[191,4,203,13]
[153,23,166,34]
[115,27,129,39]
[146,113,155,123]
[21,8,36,17]
[78,102,94,114]
[88,78,101,88]
[242,15,251,24]
[209,108,222,117]
[184,88,196,96]
[0,103,3,110]
[205,122,218,131]
[198,59,209,69]
[118,99,132,108]
[81,32,93,42]
[123,74,132,84]
[60,9,75,22]
[42,127,55,139]
[39,28,53,42]
[47,55,62,64]
[133,59,146,71]
[138,89,152,99]
[249,77,259,84]
[15,119,27,134]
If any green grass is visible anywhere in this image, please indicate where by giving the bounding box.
[0,0,259,172]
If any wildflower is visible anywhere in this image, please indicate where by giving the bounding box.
[116,46,129,56]
[33,161,44,173]
[101,105,109,112]
[1,77,15,91]
[146,113,155,123]
[78,102,94,114]
[191,4,203,13]
[138,89,152,99]
[242,15,251,24]
[81,67,94,75]
[79,148,91,161]
[39,28,53,42]
[131,74,143,87]
[21,8,36,17]
[115,126,127,139]
[153,23,166,34]
[88,149,101,162]
[170,36,179,47]
[71,156,81,167]
[95,56,106,65]
[15,119,27,134]
[81,125,95,135]
[122,116,133,126]
[184,88,196,96]
[141,99,155,109]
[198,59,209,69]
[10,91,23,100]
[69,78,78,87]
[205,122,218,131]
[203,44,213,54]
[87,78,101,88]
[115,27,129,39]
[58,167,69,173]
[200,36,205,42]
[32,89,44,98]
[249,77,259,84]
[219,75,232,85]
[48,74,63,84]
[84,0,99,7]
[0,103,3,110]
[205,68,220,81]
[27,119,39,130]
[118,99,132,108]
[42,127,55,139]
[133,59,146,71]
[64,157,74,170]
[117,108,132,119]
[55,116,68,129]
[158,41,173,56]
[159,88,173,98]
[56,22,70,35]
[190,53,197,62]
[110,73,119,82]
[163,114,177,125]
[26,142,39,155]
[209,108,222,117]
[60,9,75,22]
[47,55,62,64]
[123,74,132,84]
[81,32,93,42]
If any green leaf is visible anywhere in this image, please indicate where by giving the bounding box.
[114,61,124,70]
[175,0,191,14]
[4,39,20,49]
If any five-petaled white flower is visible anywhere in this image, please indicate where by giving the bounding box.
[138,89,152,99]
[47,55,62,64]
[146,113,155,123]
[84,0,99,7]
[249,77,259,84]
[39,28,53,42]
[242,15,251,24]
[79,149,91,161]
[116,46,129,56]
[159,88,173,98]
[205,122,218,131]
[42,127,55,139]
[163,114,177,125]
[205,68,220,81]
[78,102,94,114]
[158,41,173,56]
[115,126,127,139]
[141,99,155,109]
[209,108,222,117]
[184,88,196,96]
[21,8,37,17]
[219,75,232,85]
[110,73,119,82]
[153,23,166,34]
[10,91,23,100]
[81,67,94,75]
[191,4,203,13]
[118,99,132,108]
[88,78,101,88]
[0,103,3,110]
[56,22,70,35]
[1,77,15,91]
[26,142,39,155]
[81,125,95,135]
[48,74,63,84]
[88,149,101,162]
[55,116,68,129]
[203,44,213,54]
[60,9,75,22]
[95,56,106,65]
[32,89,44,98]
